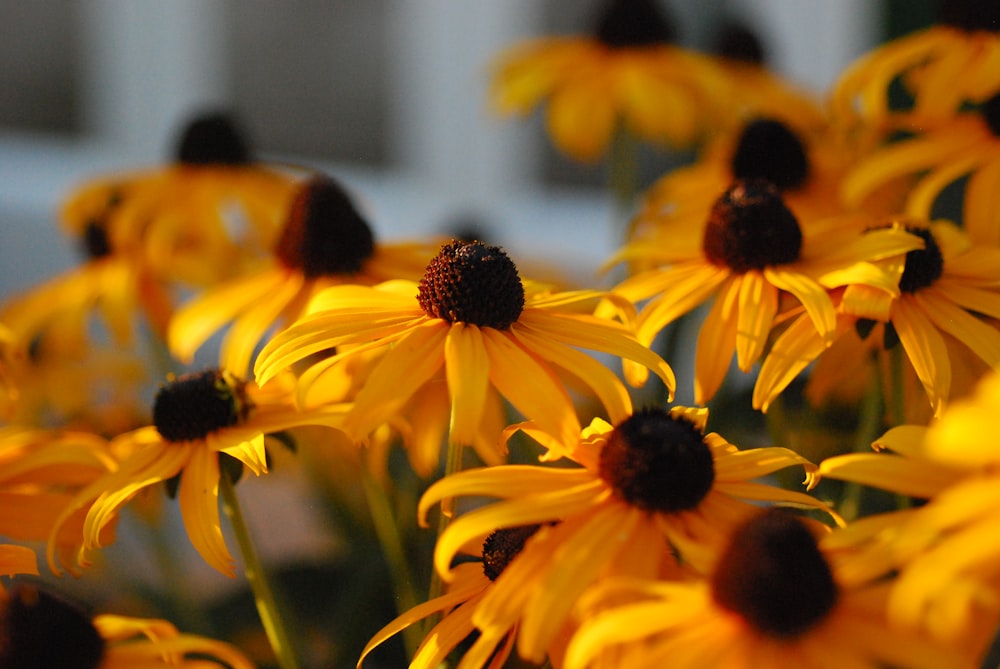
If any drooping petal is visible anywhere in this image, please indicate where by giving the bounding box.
[545,66,616,162]
[735,271,778,371]
[892,298,951,416]
[178,445,235,577]
[693,278,739,405]
[765,266,836,342]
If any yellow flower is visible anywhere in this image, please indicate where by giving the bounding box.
[843,103,1000,245]
[0,426,116,573]
[46,369,348,577]
[833,7,1000,128]
[255,239,675,455]
[817,369,1000,643]
[60,112,299,288]
[415,405,830,663]
[562,509,976,669]
[489,0,728,161]
[0,584,256,668]
[168,174,436,376]
[755,219,1000,417]
[611,181,922,403]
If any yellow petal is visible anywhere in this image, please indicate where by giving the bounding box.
[753,312,828,412]
[445,324,491,445]
[178,446,235,577]
[892,298,950,416]
[545,69,616,162]
[735,271,778,371]
[694,279,739,404]
[765,267,836,341]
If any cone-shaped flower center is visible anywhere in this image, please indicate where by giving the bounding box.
[938,0,1000,32]
[899,226,944,293]
[982,91,1000,137]
[731,119,810,191]
[274,176,376,278]
[417,240,525,330]
[714,22,766,65]
[482,524,543,582]
[593,0,674,48]
[0,585,105,669]
[703,180,803,273]
[153,369,250,443]
[598,407,715,513]
[712,509,838,639]
[175,112,251,166]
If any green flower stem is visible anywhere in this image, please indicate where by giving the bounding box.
[839,360,885,522]
[423,440,466,636]
[609,124,640,243]
[360,467,422,657]
[220,471,301,669]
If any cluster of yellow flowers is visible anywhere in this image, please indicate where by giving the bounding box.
[2,1,1000,667]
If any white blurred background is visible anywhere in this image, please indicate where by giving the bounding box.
[0,0,900,295]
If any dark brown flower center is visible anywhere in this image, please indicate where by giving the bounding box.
[939,0,1000,32]
[703,180,803,273]
[482,524,543,581]
[417,240,525,329]
[274,176,376,277]
[711,509,838,639]
[713,21,766,65]
[0,585,105,669]
[731,119,810,191]
[598,407,715,513]
[152,369,251,443]
[175,112,251,166]
[593,0,675,48]
[982,91,1000,136]
[898,226,944,293]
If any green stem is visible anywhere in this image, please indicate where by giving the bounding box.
[220,472,301,669]
[609,125,640,243]
[361,468,422,657]
[839,357,885,522]
[888,343,907,427]
[423,440,466,635]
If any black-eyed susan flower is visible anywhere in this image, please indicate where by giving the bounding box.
[754,218,1000,417]
[415,405,831,663]
[61,111,300,288]
[168,174,436,376]
[611,180,922,404]
[817,369,1000,644]
[255,239,675,456]
[0,584,256,668]
[490,0,728,162]
[833,0,1000,128]
[46,368,349,577]
[561,508,976,669]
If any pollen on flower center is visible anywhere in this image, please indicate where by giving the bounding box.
[0,585,106,669]
[711,509,838,639]
[898,226,944,293]
[598,407,715,513]
[593,0,675,48]
[152,369,250,443]
[482,524,543,582]
[938,0,1000,33]
[417,240,525,330]
[175,112,251,166]
[731,119,810,191]
[702,180,803,273]
[274,176,376,277]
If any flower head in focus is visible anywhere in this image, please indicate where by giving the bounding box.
[414,405,831,663]
[611,181,922,403]
[489,0,729,161]
[255,239,676,459]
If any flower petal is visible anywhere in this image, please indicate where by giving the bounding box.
[444,324,491,445]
